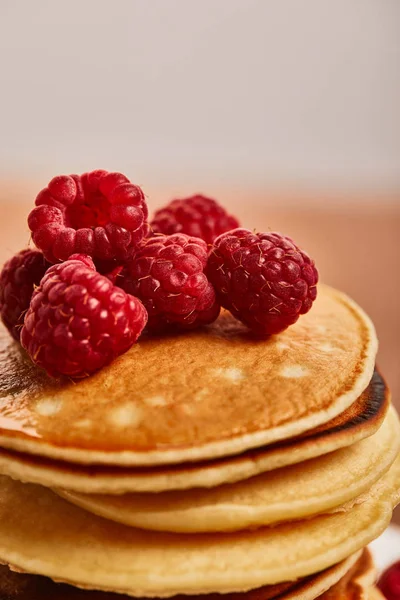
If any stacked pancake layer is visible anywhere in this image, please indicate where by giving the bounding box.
[0,285,398,600]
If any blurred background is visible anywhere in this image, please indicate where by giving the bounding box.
[0,0,399,520]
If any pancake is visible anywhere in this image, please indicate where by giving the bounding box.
[368,590,384,600]
[0,551,368,600]
[316,548,375,599]
[54,407,400,533]
[0,369,388,494]
[0,285,377,466]
[0,456,398,597]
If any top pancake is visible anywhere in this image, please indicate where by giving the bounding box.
[0,285,377,466]
[0,370,386,494]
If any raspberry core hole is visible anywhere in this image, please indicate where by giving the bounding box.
[66,181,111,229]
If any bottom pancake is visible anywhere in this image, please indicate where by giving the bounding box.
[316,548,375,599]
[0,370,388,495]
[0,457,398,596]
[0,550,373,600]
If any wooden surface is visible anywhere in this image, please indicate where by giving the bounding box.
[0,183,399,523]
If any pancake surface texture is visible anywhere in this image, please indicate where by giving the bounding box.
[0,285,377,466]
[0,369,387,494]
[55,406,400,532]
[0,550,370,600]
[368,590,385,600]
[0,454,398,597]
[0,370,387,494]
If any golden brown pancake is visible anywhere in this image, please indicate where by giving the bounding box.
[0,455,398,597]
[0,285,377,466]
[0,550,370,600]
[55,407,400,533]
[0,369,388,494]
[317,548,375,599]
[368,589,385,600]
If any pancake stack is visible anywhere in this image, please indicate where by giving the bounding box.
[0,284,398,599]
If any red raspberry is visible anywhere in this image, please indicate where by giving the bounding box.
[68,253,96,269]
[379,562,400,599]
[94,258,125,285]
[0,249,50,341]
[150,194,239,244]
[28,170,149,263]
[21,256,147,378]
[121,233,220,331]
[207,228,318,335]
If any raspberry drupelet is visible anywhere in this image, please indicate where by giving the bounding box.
[0,249,51,341]
[121,233,220,331]
[207,228,318,336]
[150,195,239,245]
[28,170,149,263]
[21,255,147,378]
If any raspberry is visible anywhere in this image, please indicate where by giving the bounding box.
[121,233,220,331]
[28,170,149,263]
[94,258,125,285]
[104,264,125,285]
[379,562,400,599]
[68,253,96,269]
[0,249,50,341]
[21,255,147,378]
[207,228,318,335]
[150,194,239,244]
